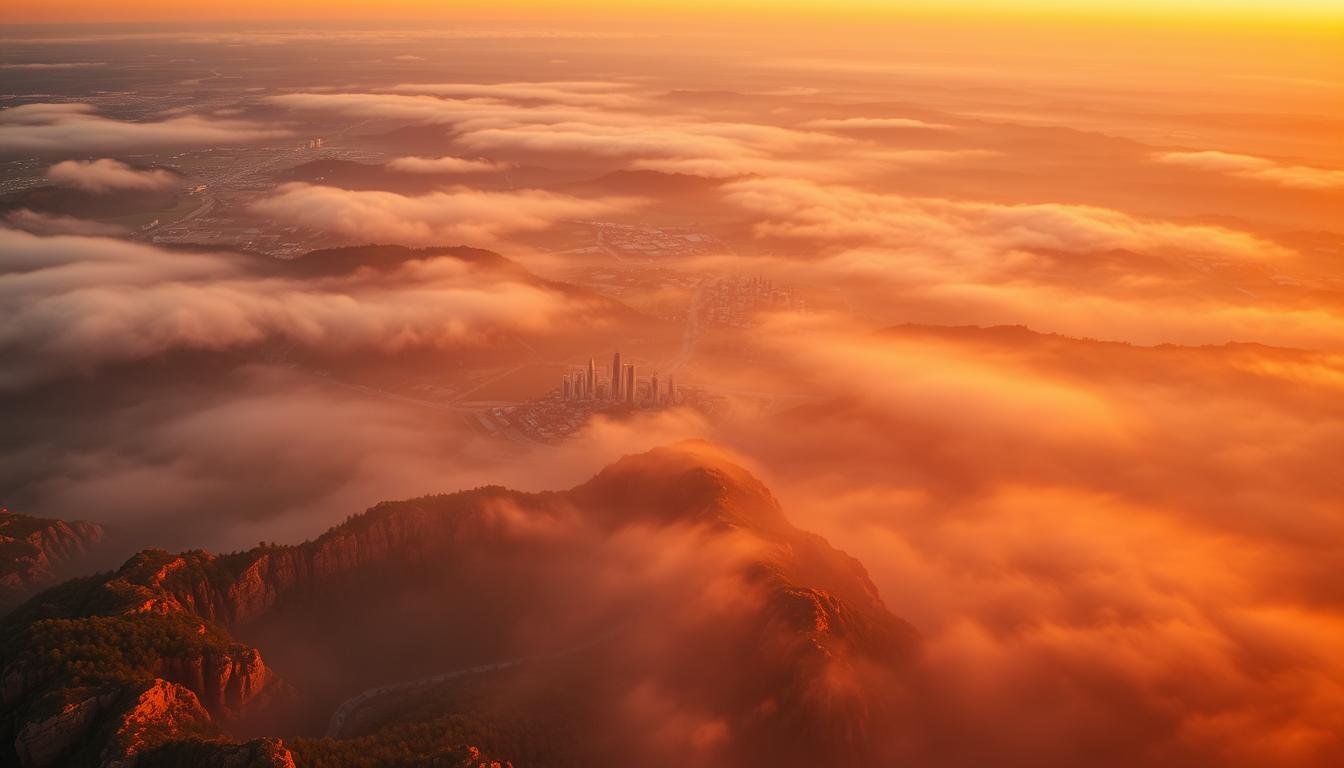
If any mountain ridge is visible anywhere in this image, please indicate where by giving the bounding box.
[1,442,918,768]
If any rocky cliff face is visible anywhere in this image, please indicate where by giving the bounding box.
[0,510,105,613]
[102,680,213,767]
[154,648,274,719]
[1,442,917,768]
[119,505,453,627]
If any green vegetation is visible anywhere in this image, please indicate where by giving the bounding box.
[290,724,503,768]
[3,612,242,692]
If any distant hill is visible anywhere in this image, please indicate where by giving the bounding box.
[274,157,385,184]
[275,157,581,193]
[273,158,446,194]
[0,510,105,615]
[560,169,737,198]
[278,243,516,278]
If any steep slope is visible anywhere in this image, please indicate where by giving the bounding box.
[1,443,918,768]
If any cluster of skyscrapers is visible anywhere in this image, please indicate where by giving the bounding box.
[561,351,677,408]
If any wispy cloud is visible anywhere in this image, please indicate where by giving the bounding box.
[1154,150,1344,190]
[386,155,509,174]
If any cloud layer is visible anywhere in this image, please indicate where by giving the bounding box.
[0,228,599,389]
[688,317,1344,768]
[2,42,1341,768]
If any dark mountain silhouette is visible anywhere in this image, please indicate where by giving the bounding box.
[560,169,737,198]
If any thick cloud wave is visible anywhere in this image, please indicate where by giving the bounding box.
[250,183,635,244]
[0,228,593,389]
[0,103,287,153]
[46,158,179,192]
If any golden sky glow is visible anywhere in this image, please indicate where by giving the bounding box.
[5,0,1344,29]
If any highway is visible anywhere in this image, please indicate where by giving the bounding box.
[662,279,705,377]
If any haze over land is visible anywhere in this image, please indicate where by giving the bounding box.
[0,4,1341,767]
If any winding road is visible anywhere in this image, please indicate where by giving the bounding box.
[324,631,619,738]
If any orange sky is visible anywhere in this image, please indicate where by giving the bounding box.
[6,0,1344,29]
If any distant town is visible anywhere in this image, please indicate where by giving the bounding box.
[700,275,805,327]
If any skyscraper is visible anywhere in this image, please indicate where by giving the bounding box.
[625,364,636,404]
[667,374,676,406]
[587,358,596,400]
[562,374,571,400]
[611,352,622,400]
[650,374,659,407]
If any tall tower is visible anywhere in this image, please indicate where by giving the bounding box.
[587,358,596,399]
[611,352,622,400]
[562,374,571,400]
[650,374,659,407]
[625,364,636,404]
[667,374,676,406]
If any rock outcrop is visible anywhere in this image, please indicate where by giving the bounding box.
[101,680,213,767]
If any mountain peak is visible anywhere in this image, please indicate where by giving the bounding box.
[574,441,791,533]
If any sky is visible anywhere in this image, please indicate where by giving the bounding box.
[5,0,1344,28]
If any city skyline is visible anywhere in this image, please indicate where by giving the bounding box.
[564,350,676,408]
